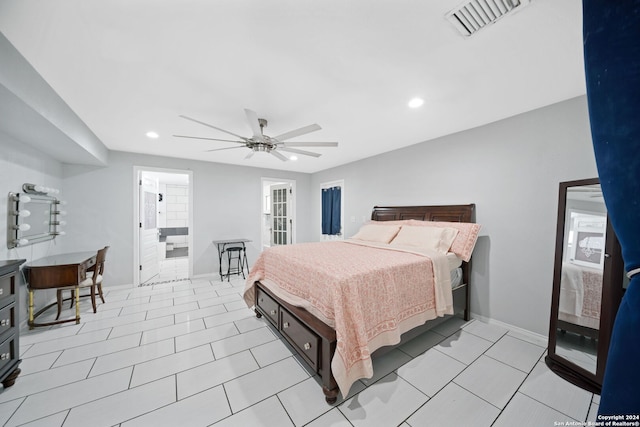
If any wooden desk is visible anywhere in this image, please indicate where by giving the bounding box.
[23,251,96,328]
[212,239,250,281]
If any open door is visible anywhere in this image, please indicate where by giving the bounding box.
[139,175,159,284]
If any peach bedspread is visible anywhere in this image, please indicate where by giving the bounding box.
[559,262,603,330]
[243,240,454,396]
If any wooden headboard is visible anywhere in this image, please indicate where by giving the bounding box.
[371,204,476,223]
[371,204,476,322]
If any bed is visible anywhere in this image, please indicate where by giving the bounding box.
[242,204,479,403]
[558,261,603,339]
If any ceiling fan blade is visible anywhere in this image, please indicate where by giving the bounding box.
[244,150,256,159]
[270,150,289,162]
[244,109,265,141]
[205,146,247,152]
[283,141,338,147]
[272,124,321,141]
[173,134,245,144]
[278,147,321,158]
[179,115,248,141]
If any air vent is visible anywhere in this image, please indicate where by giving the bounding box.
[446,0,531,37]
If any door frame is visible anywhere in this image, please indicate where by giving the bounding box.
[133,166,194,286]
[260,177,296,250]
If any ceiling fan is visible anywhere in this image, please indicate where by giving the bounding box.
[174,109,338,161]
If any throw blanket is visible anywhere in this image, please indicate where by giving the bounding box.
[243,240,453,396]
[559,262,603,329]
[559,262,585,317]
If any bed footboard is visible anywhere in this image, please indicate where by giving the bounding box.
[254,281,339,404]
[253,279,470,404]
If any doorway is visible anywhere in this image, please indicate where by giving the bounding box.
[133,166,193,286]
[261,178,296,250]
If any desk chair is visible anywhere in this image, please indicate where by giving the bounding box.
[56,246,109,318]
[225,246,245,281]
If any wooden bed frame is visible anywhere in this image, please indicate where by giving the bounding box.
[557,319,599,340]
[253,204,476,404]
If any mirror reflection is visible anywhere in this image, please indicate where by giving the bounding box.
[556,183,605,374]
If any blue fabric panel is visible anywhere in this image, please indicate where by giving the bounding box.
[583,0,640,416]
[321,187,341,235]
[321,188,332,235]
[331,187,341,235]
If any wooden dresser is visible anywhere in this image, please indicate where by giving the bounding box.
[0,259,26,388]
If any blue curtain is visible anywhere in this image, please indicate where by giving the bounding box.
[583,0,640,416]
[321,186,341,235]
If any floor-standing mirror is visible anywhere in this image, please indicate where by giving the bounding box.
[545,178,625,393]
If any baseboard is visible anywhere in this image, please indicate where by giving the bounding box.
[470,311,548,345]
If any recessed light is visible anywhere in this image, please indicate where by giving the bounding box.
[146,131,159,139]
[408,98,424,108]
[290,155,298,161]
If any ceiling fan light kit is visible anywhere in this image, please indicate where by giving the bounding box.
[174,109,338,162]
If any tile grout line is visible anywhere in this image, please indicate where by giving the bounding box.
[402,326,521,426]
[515,365,591,422]
[16,279,580,427]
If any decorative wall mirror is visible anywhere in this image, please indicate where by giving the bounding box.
[7,183,66,249]
[545,178,625,393]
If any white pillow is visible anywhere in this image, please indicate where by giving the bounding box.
[407,220,481,262]
[351,224,401,243]
[390,226,459,253]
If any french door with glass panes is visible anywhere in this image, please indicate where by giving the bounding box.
[271,183,291,245]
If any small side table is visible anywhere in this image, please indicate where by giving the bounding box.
[212,239,251,281]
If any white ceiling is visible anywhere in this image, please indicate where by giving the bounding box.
[0,0,585,173]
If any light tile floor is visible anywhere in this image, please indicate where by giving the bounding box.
[145,257,190,286]
[1,276,600,426]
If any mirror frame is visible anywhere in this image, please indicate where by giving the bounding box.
[7,191,61,249]
[545,177,624,393]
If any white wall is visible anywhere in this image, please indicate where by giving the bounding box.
[0,32,109,166]
[0,131,66,319]
[60,151,312,286]
[165,184,189,228]
[1,94,599,337]
[0,133,64,264]
[164,184,189,250]
[310,96,598,336]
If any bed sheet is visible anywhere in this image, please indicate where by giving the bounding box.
[243,240,454,396]
[559,262,603,330]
